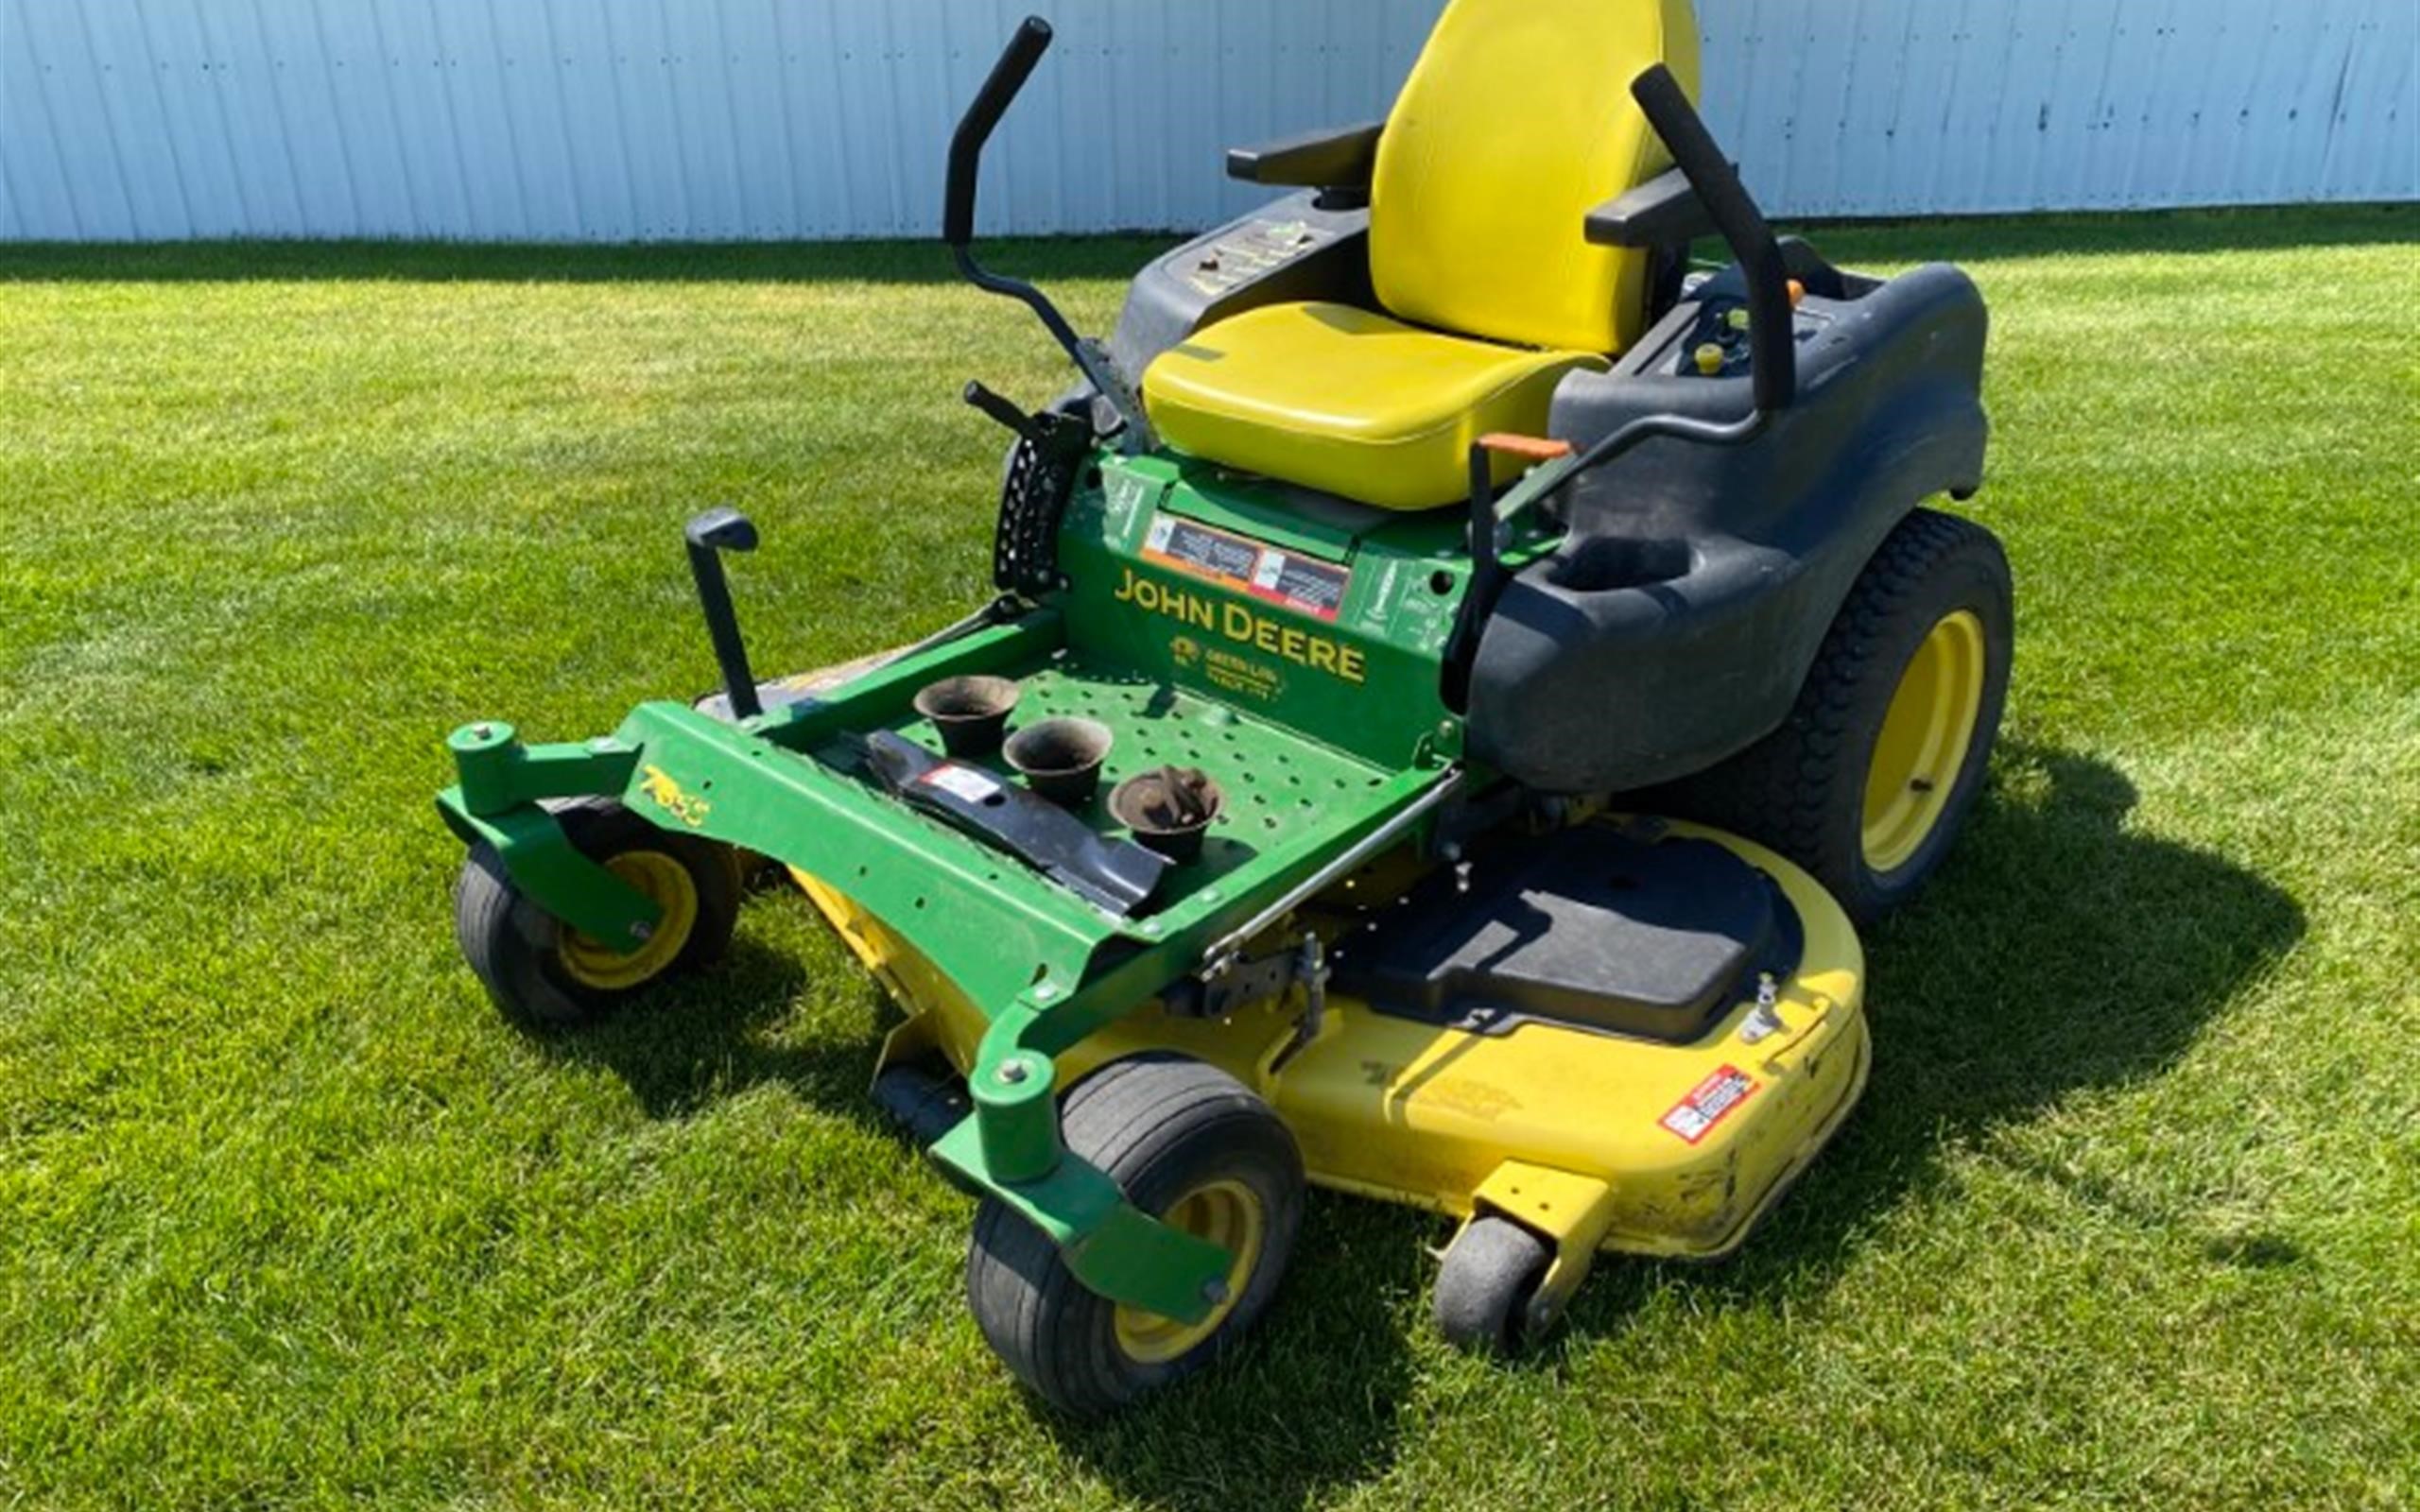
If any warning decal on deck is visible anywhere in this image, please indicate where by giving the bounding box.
[1658,1065,1760,1144]
[1142,511,1348,623]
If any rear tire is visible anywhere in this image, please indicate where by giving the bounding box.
[964,1052,1305,1418]
[1647,508,2013,924]
[453,799,740,1029]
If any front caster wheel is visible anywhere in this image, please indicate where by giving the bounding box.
[964,1052,1305,1418]
[1434,1216,1554,1355]
[452,798,741,1030]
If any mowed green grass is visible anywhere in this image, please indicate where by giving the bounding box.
[1,207,2414,1510]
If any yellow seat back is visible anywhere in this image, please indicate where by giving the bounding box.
[1372,0,1701,355]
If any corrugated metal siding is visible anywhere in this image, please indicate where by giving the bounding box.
[3,0,2411,242]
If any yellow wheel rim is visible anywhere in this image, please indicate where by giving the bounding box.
[1861,610,1988,873]
[1112,1179,1266,1366]
[555,850,700,991]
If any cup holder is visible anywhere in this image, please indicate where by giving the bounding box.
[1004,717,1113,806]
[913,675,1021,757]
[1548,536,1693,593]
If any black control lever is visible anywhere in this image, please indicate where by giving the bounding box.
[944,19,1054,249]
[1434,73,1803,711]
[1630,64,1795,413]
[1491,66,1802,535]
[1442,435,1573,711]
[684,507,762,722]
[943,17,1153,454]
[963,379,1041,441]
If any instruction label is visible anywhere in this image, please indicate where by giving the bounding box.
[1658,1065,1760,1144]
[1143,511,1349,624]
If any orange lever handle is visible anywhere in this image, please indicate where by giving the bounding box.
[1478,433,1575,463]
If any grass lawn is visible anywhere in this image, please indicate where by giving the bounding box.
[2,206,2415,1510]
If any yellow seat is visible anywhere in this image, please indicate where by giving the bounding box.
[1145,304,1605,512]
[1142,0,1701,511]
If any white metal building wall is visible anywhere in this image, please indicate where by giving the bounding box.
[3,0,2412,243]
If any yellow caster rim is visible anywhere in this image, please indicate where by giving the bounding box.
[1112,1179,1267,1365]
[1862,610,1987,873]
[556,850,700,991]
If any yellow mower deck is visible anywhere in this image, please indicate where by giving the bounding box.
[799,821,1868,1307]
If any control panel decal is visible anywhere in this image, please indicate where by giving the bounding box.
[1182,217,1334,298]
[1063,455,1460,764]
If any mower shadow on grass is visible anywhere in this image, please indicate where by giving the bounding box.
[1533,743,2308,1350]
[525,934,902,1130]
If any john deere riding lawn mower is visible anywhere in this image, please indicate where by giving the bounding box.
[439,0,2010,1416]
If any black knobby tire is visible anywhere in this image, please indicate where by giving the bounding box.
[453,798,741,1029]
[1434,1216,1554,1355]
[1649,507,2014,924]
[965,1052,1305,1418]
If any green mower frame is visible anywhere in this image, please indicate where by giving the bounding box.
[441,612,1458,1323]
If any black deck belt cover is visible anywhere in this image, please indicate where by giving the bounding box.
[858,730,1167,917]
[1331,828,1804,1044]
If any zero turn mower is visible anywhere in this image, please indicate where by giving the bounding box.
[440,0,2011,1416]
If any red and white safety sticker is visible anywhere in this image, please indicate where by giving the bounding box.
[1658,1064,1760,1144]
[1142,510,1350,623]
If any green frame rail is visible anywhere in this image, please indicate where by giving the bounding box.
[438,609,1456,1322]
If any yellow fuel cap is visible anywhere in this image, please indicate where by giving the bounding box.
[1694,342,1725,375]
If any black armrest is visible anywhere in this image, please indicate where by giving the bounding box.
[1226,121,1385,188]
[1584,165,1720,248]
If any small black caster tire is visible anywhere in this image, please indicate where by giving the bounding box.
[1434,1216,1554,1355]
[964,1052,1305,1418]
[452,798,740,1030]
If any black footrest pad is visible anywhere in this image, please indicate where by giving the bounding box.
[1331,829,1798,1043]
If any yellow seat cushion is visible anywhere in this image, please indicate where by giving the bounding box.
[1143,302,1605,512]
